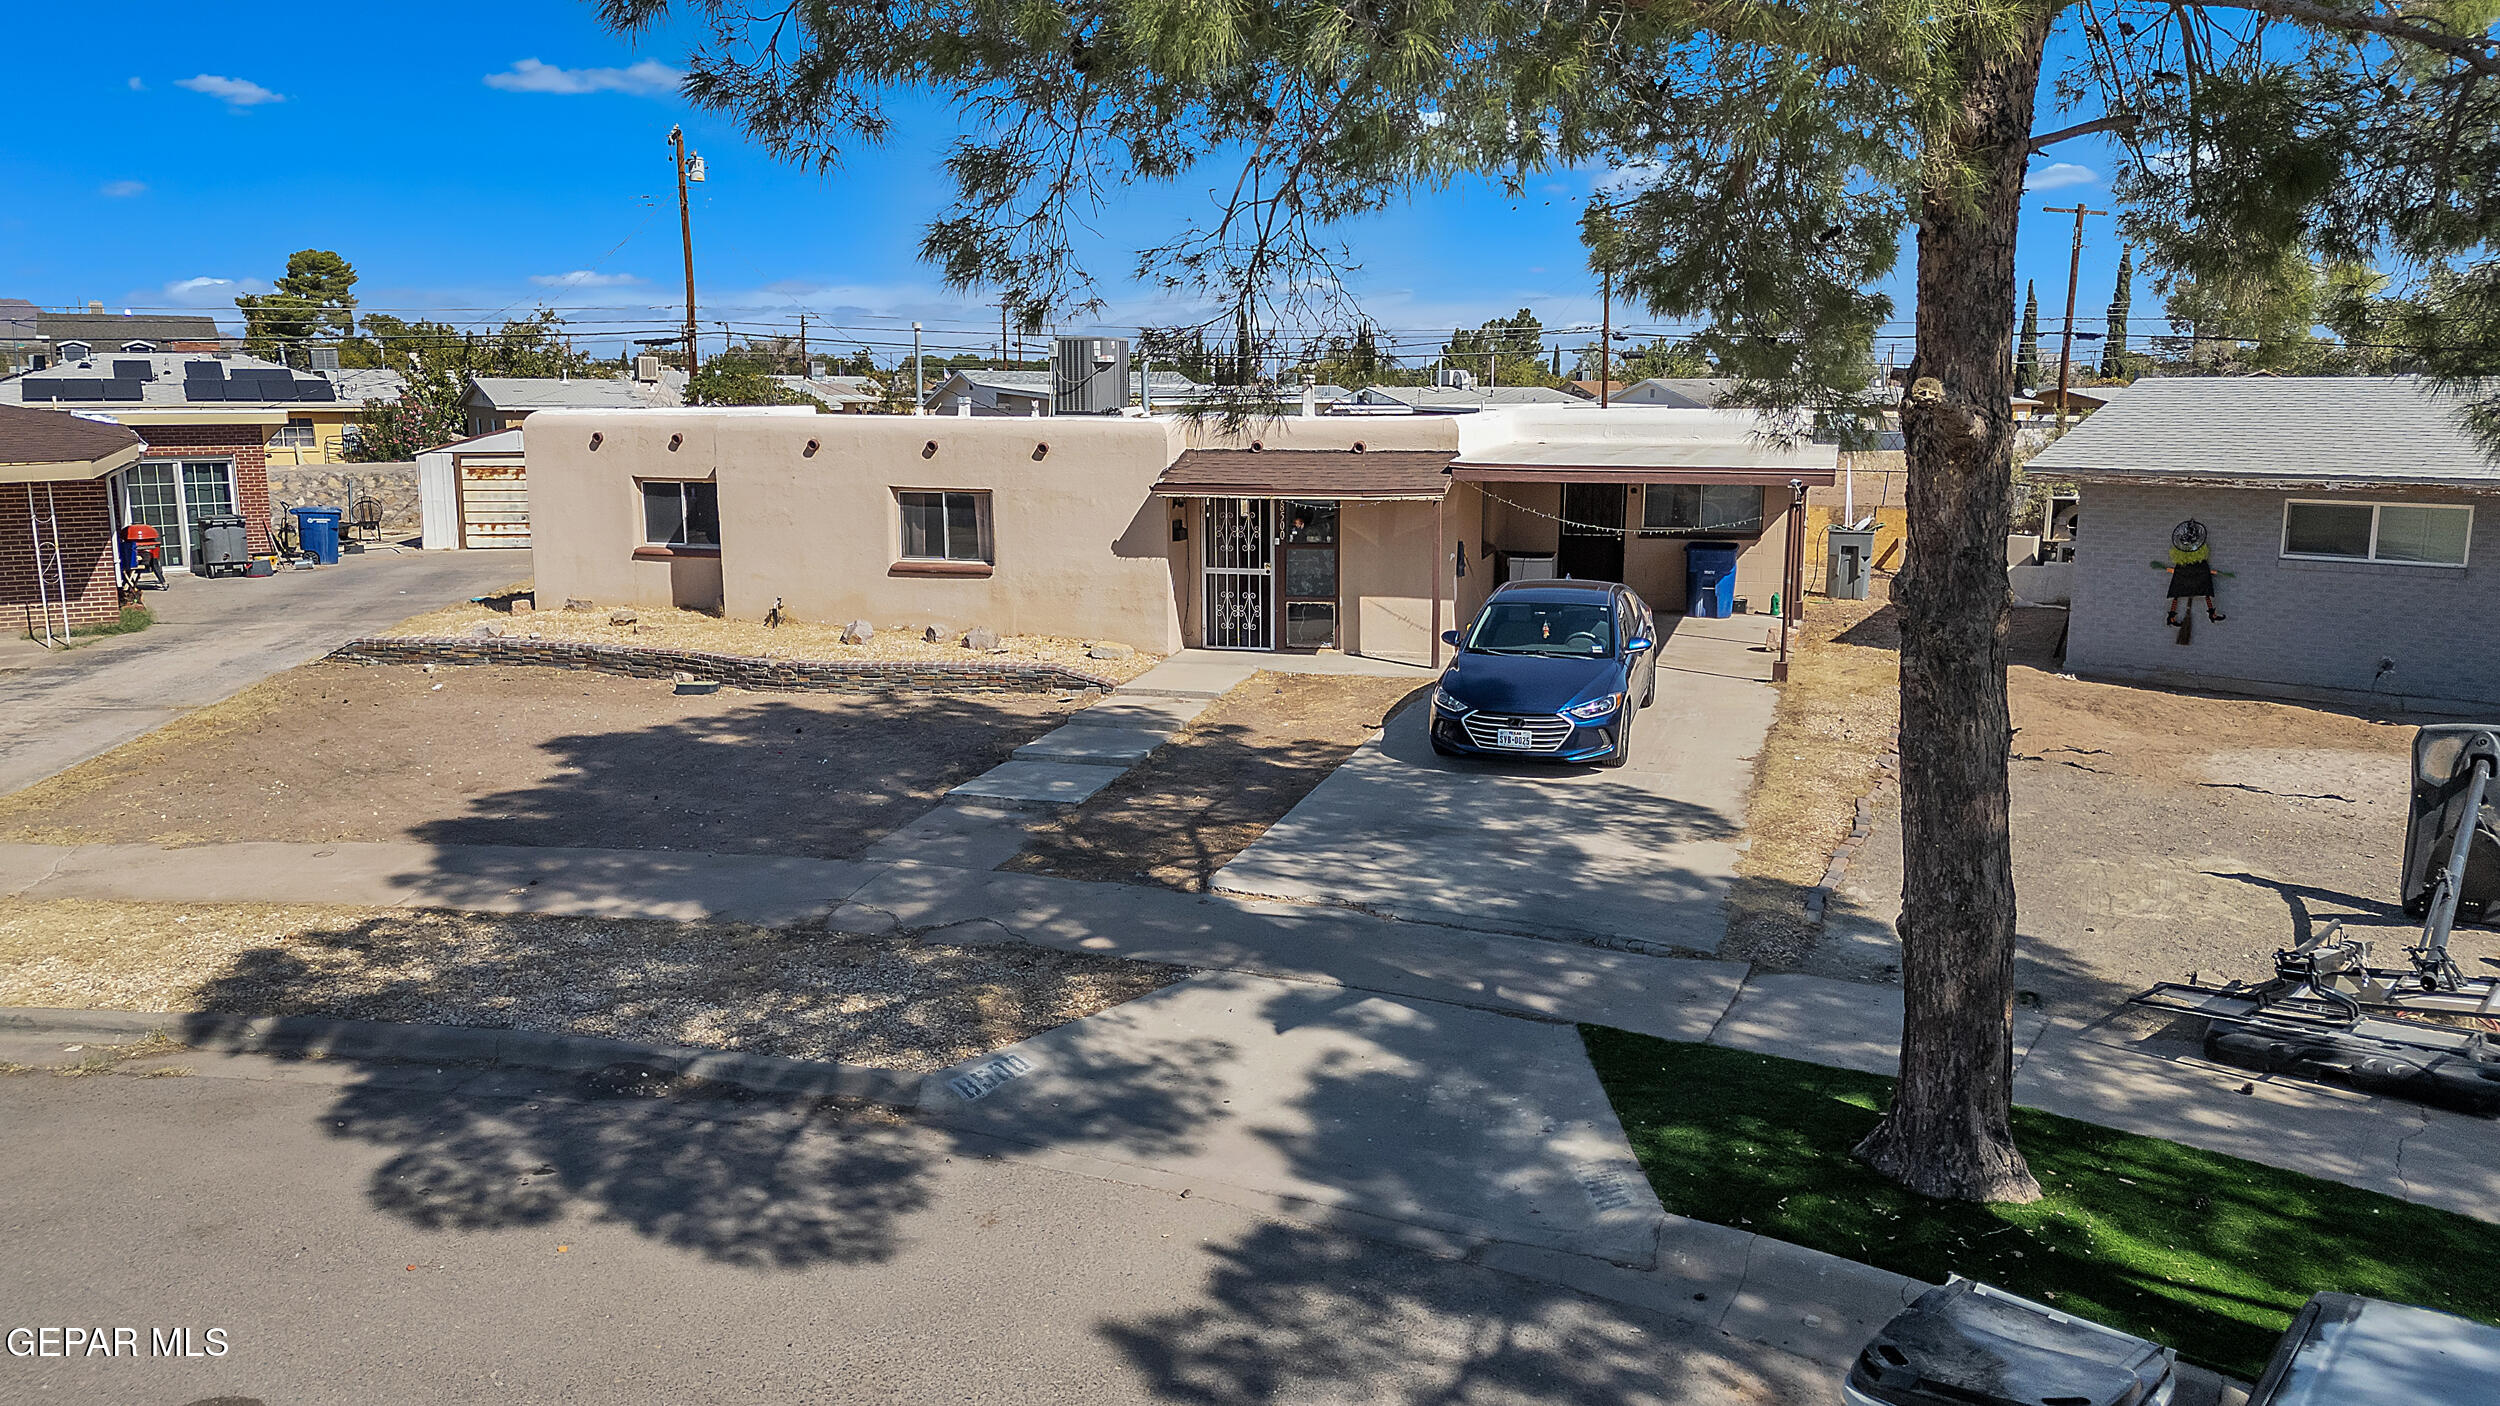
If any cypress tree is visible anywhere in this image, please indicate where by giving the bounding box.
[2016,283,2041,390]
[2102,248,2134,379]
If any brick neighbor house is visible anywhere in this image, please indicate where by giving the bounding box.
[0,403,144,634]
[0,352,295,567]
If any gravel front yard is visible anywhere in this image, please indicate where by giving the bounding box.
[0,662,1080,857]
[0,898,1181,1072]
[385,586,1164,686]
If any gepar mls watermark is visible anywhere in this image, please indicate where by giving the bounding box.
[8,1326,229,1359]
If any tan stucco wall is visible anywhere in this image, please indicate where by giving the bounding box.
[524,410,1185,650]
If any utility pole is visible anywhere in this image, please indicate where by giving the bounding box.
[911,321,925,415]
[1001,302,1011,368]
[670,125,704,374]
[796,313,807,375]
[2041,202,2106,433]
[1599,267,1612,409]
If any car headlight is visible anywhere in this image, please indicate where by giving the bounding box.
[1565,694,1622,721]
[1432,688,1473,717]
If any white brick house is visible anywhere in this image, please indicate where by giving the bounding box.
[2029,377,2500,713]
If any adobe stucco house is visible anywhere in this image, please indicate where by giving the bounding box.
[522,405,1834,666]
[2028,377,2500,712]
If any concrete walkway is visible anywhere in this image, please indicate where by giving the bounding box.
[7,833,2489,1225]
[0,549,520,797]
[1214,613,1778,952]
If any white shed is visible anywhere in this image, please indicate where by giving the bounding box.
[417,427,526,550]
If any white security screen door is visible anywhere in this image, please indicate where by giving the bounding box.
[1202,498,1275,650]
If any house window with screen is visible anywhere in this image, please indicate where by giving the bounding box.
[2282,500,2471,566]
[1642,483,1766,535]
[270,418,317,448]
[898,490,993,562]
[641,480,720,548]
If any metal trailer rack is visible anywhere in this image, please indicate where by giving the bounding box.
[2130,724,2500,1113]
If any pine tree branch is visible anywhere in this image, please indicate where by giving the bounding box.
[2176,0,2500,79]
[2027,112,2137,152]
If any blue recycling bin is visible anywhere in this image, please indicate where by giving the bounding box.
[292,506,344,565]
[1685,540,1740,618]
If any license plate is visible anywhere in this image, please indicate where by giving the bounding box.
[1495,728,1535,749]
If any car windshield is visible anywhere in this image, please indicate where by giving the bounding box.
[1465,601,1615,656]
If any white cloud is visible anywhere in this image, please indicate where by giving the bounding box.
[99,180,148,198]
[484,58,681,97]
[531,270,644,289]
[177,74,283,107]
[127,77,145,91]
[2024,162,2098,193]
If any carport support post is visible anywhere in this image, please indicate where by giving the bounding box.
[1776,479,1806,682]
[1431,495,1445,668]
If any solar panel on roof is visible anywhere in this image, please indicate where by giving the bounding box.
[183,361,224,381]
[18,380,58,401]
[100,379,145,402]
[259,377,299,401]
[113,359,155,381]
[53,379,104,400]
[183,380,227,402]
[296,379,337,402]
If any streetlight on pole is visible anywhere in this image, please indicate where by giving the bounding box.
[670,125,705,374]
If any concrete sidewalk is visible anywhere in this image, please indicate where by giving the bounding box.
[6,834,2490,1222]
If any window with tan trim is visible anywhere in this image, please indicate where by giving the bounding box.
[898,490,993,562]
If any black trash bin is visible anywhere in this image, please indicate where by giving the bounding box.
[192,513,251,579]
[1843,1279,2175,1406]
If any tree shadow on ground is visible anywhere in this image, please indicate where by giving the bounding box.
[404,693,1069,858]
[175,909,1214,1272]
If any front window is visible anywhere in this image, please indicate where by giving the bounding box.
[898,490,993,562]
[2283,500,2471,567]
[1464,599,1617,657]
[1642,483,1765,535]
[270,418,317,448]
[641,480,720,547]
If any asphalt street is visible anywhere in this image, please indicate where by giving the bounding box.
[0,1063,1840,1405]
[0,548,520,797]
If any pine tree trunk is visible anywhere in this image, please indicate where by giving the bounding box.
[1853,23,2052,1204]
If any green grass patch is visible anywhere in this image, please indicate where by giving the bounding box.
[1582,1026,2500,1379]
[69,606,155,640]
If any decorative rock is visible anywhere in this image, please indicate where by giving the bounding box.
[465,621,505,638]
[510,598,535,614]
[963,627,1001,651]
[608,609,638,625]
[563,598,595,612]
[841,620,875,644]
[1088,642,1136,660]
[923,624,944,643]
[672,671,698,684]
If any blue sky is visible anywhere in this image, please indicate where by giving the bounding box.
[2,1,2142,370]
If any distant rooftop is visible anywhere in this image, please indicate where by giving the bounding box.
[0,351,403,410]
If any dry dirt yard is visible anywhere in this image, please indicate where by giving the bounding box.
[0,898,1177,1072]
[1005,672,1432,892]
[0,662,1082,859]
[1763,597,2500,1021]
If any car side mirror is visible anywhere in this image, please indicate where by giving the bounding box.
[1626,637,1654,653]
[1441,630,1463,647]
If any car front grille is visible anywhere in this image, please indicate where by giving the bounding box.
[1459,711,1575,753]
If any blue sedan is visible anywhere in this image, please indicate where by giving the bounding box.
[1428,581,1658,768]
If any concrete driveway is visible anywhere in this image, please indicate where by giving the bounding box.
[0,548,522,797]
[1214,614,1780,953]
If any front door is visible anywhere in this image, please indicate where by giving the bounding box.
[1278,500,1339,649]
[1202,498,1274,650]
[1556,484,1627,582]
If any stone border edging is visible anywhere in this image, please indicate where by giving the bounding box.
[1802,739,1899,924]
[328,635,1121,695]
[0,1006,921,1107]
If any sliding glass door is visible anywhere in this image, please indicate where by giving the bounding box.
[118,459,236,569]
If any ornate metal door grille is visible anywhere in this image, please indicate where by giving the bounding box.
[1202,498,1274,650]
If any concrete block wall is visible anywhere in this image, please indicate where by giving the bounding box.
[2068,481,2500,711]
[0,479,123,630]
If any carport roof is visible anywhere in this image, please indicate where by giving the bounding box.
[1153,448,1456,500]
[1451,414,1838,485]
[0,404,145,483]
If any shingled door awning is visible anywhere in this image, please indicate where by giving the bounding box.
[1152,448,1457,501]
[0,404,145,484]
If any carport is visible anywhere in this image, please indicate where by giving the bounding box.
[1447,413,1837,680]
